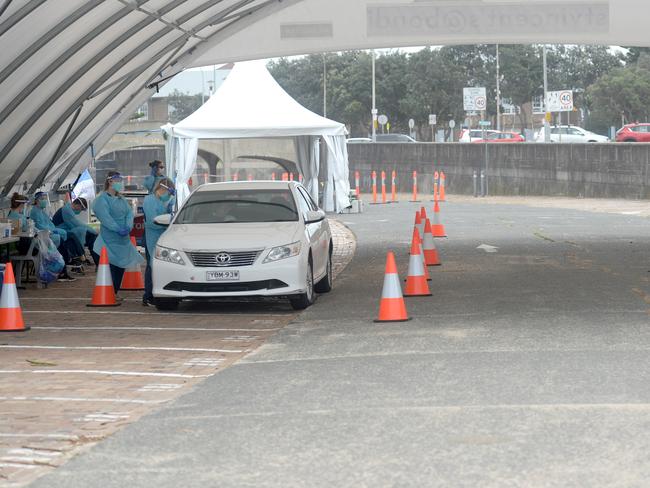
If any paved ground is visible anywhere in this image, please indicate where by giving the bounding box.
[10,197,650,487]
[0,221,356,487]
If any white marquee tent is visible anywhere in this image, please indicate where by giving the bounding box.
[162,62,350,212]
[0,0,646,198]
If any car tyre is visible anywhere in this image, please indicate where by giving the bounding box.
[314,247,333,294]
[290,259,315,310]
[155,298,180,311]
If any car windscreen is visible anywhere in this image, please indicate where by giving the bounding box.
[175,189,299,224]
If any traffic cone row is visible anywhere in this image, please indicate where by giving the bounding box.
[375,198,449,322]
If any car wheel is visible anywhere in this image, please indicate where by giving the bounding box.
[155,298,180,311]
[314,247,333,294]
[290,259,315,310]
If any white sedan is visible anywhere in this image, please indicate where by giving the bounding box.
[152,181,333,311]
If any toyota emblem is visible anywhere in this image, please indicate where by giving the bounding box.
[215,252,231,265]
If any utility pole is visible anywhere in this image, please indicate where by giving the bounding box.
[371,50,377,142]
[323,54,327,118]
[496,44,501,132]
[543,45,550,142]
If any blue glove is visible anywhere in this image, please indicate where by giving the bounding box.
[117,227,130,237]
[54,228,67,240]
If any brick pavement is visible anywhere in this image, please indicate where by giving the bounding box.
[0,219,356,487]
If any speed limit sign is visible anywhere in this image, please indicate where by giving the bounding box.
[475,96,487,110]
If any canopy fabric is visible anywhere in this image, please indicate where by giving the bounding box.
[166,63,347,139]
[163,62,350,212]
[0,0,645,198]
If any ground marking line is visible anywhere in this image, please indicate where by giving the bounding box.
[241,347,650,364]
[0,434,78,440]
[0,396,166,404]
[0,370,210,378]
[31,326,281,332]
[0,345,243,353]
[0,463,38,469]
[171,403,650,420]
[24,310,293,317]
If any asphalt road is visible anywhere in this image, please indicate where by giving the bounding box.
[31,199,650,487]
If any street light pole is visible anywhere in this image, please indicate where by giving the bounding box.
[496,44,501,132]
[543,45,550,142]
[371,50,377,142]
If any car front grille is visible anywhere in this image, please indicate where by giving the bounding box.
[163,280,288,293]
[185,250,263,268]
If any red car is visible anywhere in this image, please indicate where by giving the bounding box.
[472,131,525,143]
[616,123,650,142]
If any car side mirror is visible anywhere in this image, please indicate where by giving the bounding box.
[304,209,325,224]
[154,214,172,226]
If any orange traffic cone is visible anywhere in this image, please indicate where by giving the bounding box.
[432,200,447,238]
[0,263,28,332]
[375,252,410,323]
[423,219,442,266]
[88,247,121,307]
[413,210,422,235]
[439,172,447,202]
[404,230,432,297]
[121,237,145,291]
[420,206,429,234]
[412,227,432,281]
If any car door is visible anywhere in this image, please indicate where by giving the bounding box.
[298,186,328,279]
[295,187,324,277]
[568,128,585,143]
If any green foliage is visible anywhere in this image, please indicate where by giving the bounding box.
[587,54,650,132]
[267,45,624,138]
[167,89,203,123]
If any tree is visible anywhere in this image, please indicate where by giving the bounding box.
[587,55,650,132]
[166,89,204,123]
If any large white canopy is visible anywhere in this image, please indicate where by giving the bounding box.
[163,62,350,211]
[167,62,347,139]
[0,0,646,198]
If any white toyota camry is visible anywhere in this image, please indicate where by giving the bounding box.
[152,181,333,311]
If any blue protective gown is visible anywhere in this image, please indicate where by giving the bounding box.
[143,194,170,254]
[30,206,66,247]
[56,202,97,245]
[92,192,144,269]
[7,210,27,232]
[143,174,165,194]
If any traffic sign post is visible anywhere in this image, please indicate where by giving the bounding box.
[463,87,487,112]
[378,114,388,134]
[429,114,437,142]
[448,120,456,142]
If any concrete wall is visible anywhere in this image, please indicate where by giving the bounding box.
[347,143,650,200]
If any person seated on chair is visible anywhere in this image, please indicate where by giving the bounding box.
[30,192,83,281]
[53,197,99,267]
[8,192,32,255]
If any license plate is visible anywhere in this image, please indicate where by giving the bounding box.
[206,270,240,282]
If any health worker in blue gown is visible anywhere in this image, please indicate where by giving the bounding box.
[52,197,100,267]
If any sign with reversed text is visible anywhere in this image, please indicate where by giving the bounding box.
[367,3,609,37]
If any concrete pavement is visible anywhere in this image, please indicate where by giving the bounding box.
[29,197,650,487]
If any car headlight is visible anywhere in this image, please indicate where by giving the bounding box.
[155,245,186,266]
[263,242,301,263]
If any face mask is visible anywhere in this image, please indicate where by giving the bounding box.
[38,199,47,209]
[112,182,123,193]
[73,209,82,215]
[160,192,171,203]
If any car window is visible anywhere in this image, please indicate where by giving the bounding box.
[569,128,583,135]
[175,189,298,224]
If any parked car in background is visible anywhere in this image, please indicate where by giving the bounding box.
[472,131,525,143]
[535,125,609,143]
[152,181,333,311]
[374,134,416,143]
[346,137,372,144]
[459,129,498,142]
[615,123,650,142]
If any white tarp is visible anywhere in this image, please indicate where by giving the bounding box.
[162,62,350,212]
